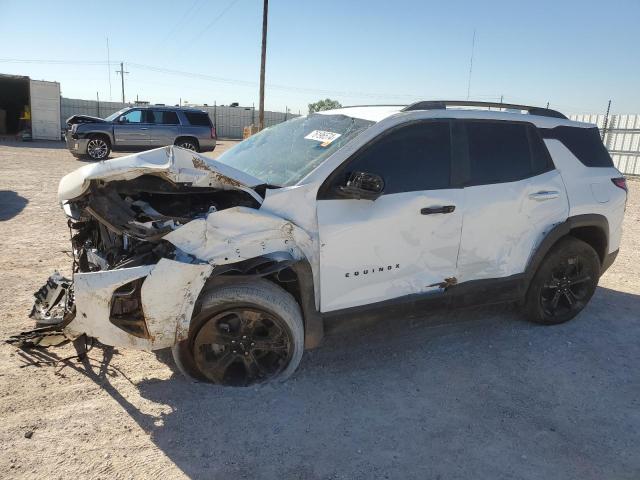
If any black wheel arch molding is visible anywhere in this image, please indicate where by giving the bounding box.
[202,252,324,350]
[78,129,114,145]
[524,213,610,282]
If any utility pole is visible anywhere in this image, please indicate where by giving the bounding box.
[258,0,268,130]
[116,62,129,103]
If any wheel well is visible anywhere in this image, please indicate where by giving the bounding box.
[174,136,199,147]
[569,226,607,264]
[88,132,111,146]
[199,258,324,349]
[264,263,324,349]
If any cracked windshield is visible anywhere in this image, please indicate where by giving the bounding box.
[216,113,374,186]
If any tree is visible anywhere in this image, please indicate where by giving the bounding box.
[308,98,342,114]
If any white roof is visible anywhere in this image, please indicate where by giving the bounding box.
[318,105,592,129]
[318,106,403,122]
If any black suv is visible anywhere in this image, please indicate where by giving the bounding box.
[65,106,216,160]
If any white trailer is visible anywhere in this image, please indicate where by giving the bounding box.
[29,79,61,140]
[0,74,61,140]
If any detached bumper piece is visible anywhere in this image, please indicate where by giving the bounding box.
[7,273,76,349]
[30,272,74,327]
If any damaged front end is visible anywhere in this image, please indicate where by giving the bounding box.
[17,145,312,351]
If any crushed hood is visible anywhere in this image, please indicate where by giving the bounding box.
[58,146,265,203]
[66,114,108,126]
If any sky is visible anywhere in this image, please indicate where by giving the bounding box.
[1,0,639,115]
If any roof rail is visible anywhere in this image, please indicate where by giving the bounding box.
[401,100,567,119]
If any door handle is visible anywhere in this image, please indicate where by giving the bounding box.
[529,191,559,201]
[421,205,456,215]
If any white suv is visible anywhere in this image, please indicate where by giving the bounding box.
[25,101,627,386]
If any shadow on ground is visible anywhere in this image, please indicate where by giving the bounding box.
[0,190,28,220]
[0,139,66,149]
[20,286,640,479]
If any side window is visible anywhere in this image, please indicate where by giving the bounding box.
[120,109,143,124]
[150,110,179,125]
[327,121,452,195]
[465,121,534,185]
[184,112,212,127]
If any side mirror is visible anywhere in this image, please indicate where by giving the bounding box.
[118,116,127,123]
[338,171,385,200]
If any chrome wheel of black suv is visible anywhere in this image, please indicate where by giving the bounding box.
[86,136,110,160]
[175,138,199,152]
[524,237,600,325]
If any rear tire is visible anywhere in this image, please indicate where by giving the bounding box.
[172,279,304,386]
[523,237,600,325]
[86,135,111,160]
[175,137,200,152]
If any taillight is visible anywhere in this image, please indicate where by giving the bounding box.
[211,126,217,139]
[612,177,628,192]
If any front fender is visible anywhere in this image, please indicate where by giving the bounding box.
[77,126,114,144]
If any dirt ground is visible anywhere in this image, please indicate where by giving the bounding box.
[0,140,638,480]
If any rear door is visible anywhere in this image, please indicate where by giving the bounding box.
[456,120,569,285]
[113,109,150,148]
[148,109,180,146]
[316,120,464,312]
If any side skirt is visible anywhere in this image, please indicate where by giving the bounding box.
[321,274,526,328]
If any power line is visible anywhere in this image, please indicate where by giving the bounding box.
[188,0,242,44]
[158,0,206,47]
[0,58,113,65]
[128,62,421,99]
[0,57,423,100]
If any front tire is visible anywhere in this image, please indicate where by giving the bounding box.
[172,279,304,386]
[86,135,111,160]
[524,237,600,325]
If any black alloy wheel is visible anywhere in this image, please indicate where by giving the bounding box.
[524,237,600,325]
[193,308,293,386]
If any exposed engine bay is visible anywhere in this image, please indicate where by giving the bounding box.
[69,174,260,272]
[10,146,316,351]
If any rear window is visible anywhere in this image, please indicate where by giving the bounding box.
[541,126,613,167]
[184,112,212,127]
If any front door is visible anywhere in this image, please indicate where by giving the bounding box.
[316,120,463,312]
[113,109,150,148]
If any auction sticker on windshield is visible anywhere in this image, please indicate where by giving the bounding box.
[304,130,342,147]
